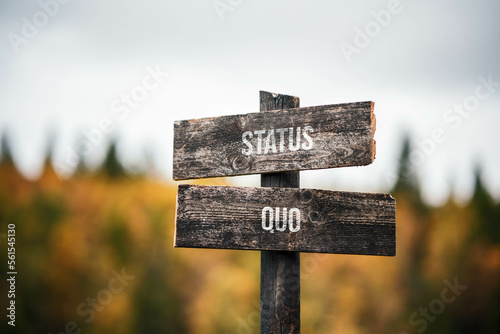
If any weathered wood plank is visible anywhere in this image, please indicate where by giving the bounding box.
[260,90,300,334]
[173,100,376,180]
[174,184,396,256]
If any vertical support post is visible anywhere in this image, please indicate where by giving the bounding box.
[260,91,301,334]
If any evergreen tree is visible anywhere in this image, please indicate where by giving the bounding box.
[71,136,89,177]
[470,165,500,243]
[42,133,55,171]
[0,131,22,180]
[39,132,59,183]
[391,135,427,212]
[471,165,492,207]
[100,140,127,179]
[74,156,88,176]
[392,136,415,192]
[392,135,432,329]
[0,132,14,166]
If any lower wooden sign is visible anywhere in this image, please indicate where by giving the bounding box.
[175,184,396,256]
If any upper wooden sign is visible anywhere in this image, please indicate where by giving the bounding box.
[173,101,375,180]
[174,184,395,256]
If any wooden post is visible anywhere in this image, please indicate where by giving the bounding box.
[260,91,301,334]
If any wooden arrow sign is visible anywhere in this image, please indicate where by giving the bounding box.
[173,101,375,180]
[174,184,395,256]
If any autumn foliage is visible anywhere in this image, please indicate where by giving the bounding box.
[0,134,499,334]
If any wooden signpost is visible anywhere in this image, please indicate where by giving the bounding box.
[172,91,396,333]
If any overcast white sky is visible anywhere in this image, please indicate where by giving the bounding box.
[0,0,499,204]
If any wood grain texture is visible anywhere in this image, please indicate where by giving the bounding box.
[261,250,300,334]
[260,91,300,334]
[174,184,396,256]
[173,100,376,180]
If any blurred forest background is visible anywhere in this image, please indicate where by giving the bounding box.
[0,132,499,334]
